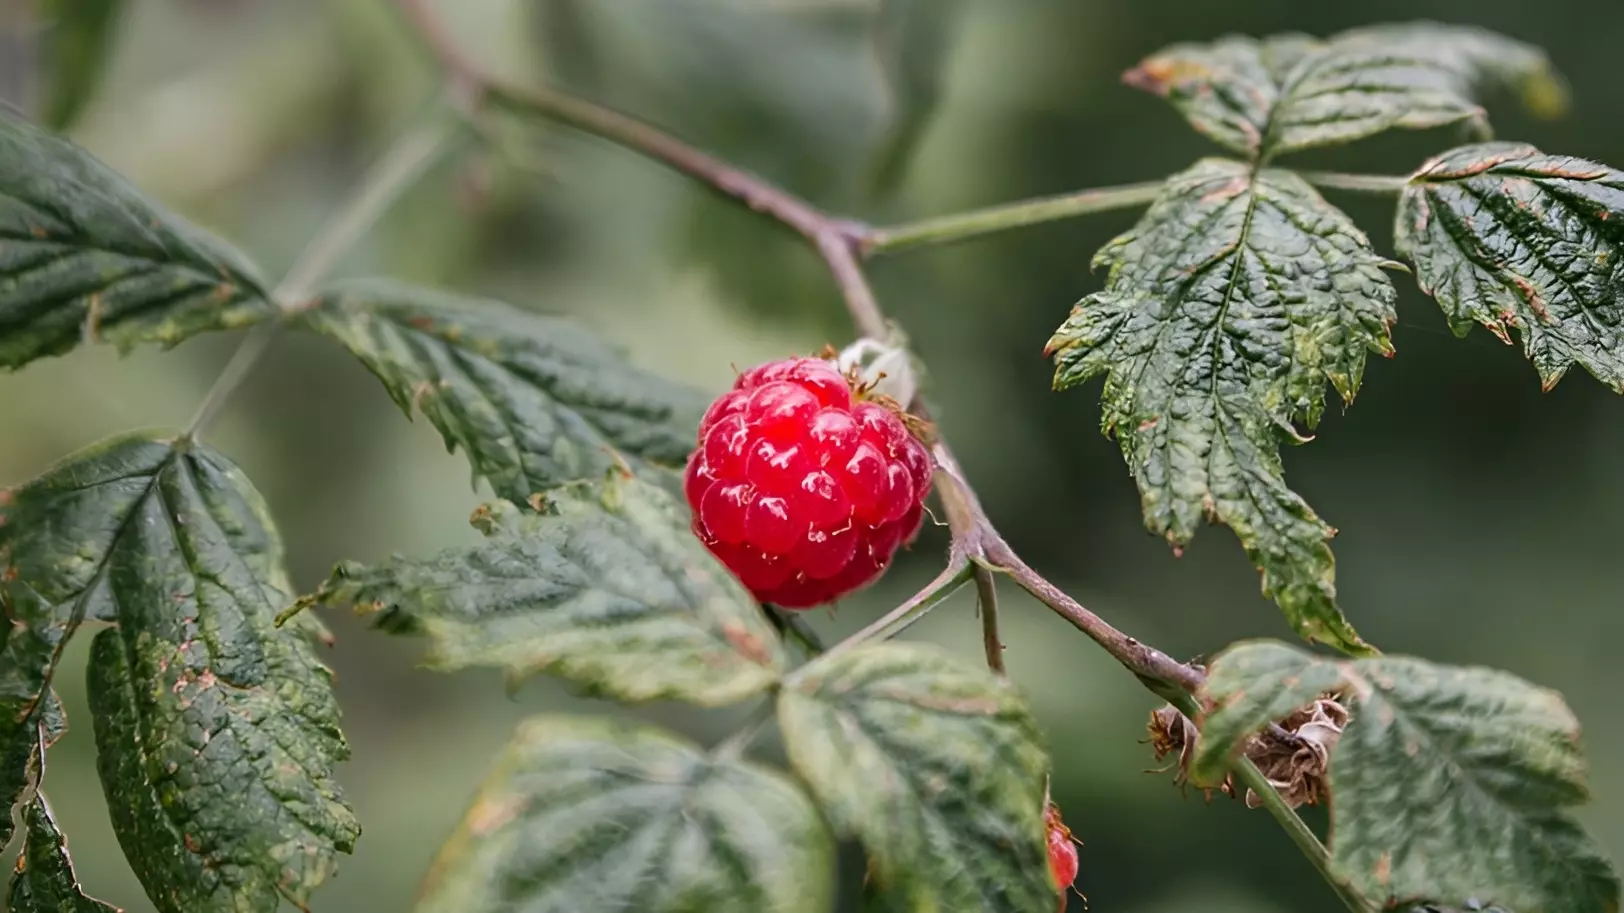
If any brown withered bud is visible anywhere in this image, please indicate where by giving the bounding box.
[1240,695,1349,809]
[1144,704,1232,799]
[1143,693,1351,809]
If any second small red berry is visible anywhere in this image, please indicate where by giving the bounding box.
[1046,803,1080,912]
[685,355,933,608]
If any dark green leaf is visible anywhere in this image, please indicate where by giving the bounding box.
[2,432,361,913]
[1396,142,1624,391]
[1124,22,1565,159]
[415,714,833,913]
[0,109,274,370]
[40,0,126,131]
[8,793,122,912]
[869,0,963,194]
[0,690,63,850]
[301,476,784,706]
[777,643,1053,913]
[1193,640,1621,913]
[1046,159,1393,654]
[299,279,705,504]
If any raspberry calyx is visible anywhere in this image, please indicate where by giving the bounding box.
[685,355,933,609]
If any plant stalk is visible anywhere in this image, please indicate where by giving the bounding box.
[862,180,1166,255]
[1297,171,1409,194]
[183,112,458,438]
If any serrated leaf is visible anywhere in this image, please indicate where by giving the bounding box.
[1193,640,1621,913]
[0,690,63,850]
[869,0,963,193]
[415,714,833,913]
[0,108,275,370]
[299,279,705,504]
[2,433,361,913]
[1046,159,1393,654]
[40,0,126,131]
[1125,22,1565,159]
[302,475,784,705]
[1396,142,1624,392]
[777,642,1053,913]
[8,794,122,912]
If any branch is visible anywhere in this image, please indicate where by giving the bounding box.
[862,180,1166,256]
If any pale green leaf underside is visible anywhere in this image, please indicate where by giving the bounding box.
[303,476,785,706]
[1126,22,1566,159]
[1194,640,1620,913]
[0,109,273,371]
[1397,142,1624,392]
[777,642,1053,913]
[1,432,356,913]
[1047,158,1393,655]
[299,279,705,505]
[416,715,833,913]
[8,794,123,912]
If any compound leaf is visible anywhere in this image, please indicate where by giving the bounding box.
[299,279,705,505]
[777,642,1053,913]
[1194,640,1621,913]
[299,475,784,706]
[8,793,122,912]
[1047,159,1394,654]
[0,108,274,371]
[416,715,832,913]
[1125,22,1565,159]
[8,432,361,913]
[1397,142,1624,391]
[40,0,126,131]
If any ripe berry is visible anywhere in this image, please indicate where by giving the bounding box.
[686,355,933,608]
[1046,803,1080,911]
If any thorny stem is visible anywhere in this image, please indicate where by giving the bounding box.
[392,3,1351,905]
[1297,171,1410,195]
[184,112,458,438]
[862,180,1167,255]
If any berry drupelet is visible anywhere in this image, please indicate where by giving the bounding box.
[685,356,933,608]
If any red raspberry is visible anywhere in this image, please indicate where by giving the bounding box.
[1045,803,1080,911]
[685,355,933,609]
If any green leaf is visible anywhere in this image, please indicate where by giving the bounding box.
[1,432,359,913]
[1124,22,1565,159]
[299,279,705,504]
[1193,640,1621,913]
[1396,142,1624,392]
[415,714,833,913]
[0,108,275,371]
[1046,159,1393,654]
[8,794,122,912]
[40,0,126,131]
[0,690,64,850]
[869,0,964,194]
[300,476,785,706]
[777,642,1053,913]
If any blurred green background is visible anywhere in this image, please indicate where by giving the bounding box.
[4,0,1623,910]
